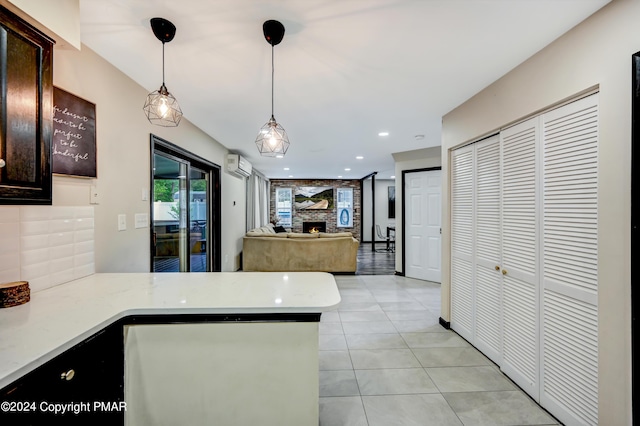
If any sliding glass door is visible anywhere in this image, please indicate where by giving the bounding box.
[151,135,220,272]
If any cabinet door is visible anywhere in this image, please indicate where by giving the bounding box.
[473,135,503,365]
[450,145,475,342]
[0,324,124,425]
[500,117,540,400]
[0,6,53,204]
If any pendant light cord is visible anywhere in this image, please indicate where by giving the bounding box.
[162,42,166,86]
[271,44,275,117]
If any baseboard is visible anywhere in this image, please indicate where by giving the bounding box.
[439,317,450,329]
[394,271,404,276]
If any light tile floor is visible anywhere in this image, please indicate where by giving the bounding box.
[319,275,559,426]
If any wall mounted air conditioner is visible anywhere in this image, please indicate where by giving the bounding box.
[227,154,252,178]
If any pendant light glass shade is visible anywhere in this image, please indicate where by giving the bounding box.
[256,115,289,156]
[143,83,182,127]
[256,20,289,157]
[144,18,182,127]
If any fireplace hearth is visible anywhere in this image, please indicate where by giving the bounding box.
[303,221,326,234]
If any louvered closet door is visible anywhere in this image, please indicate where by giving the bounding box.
[450,145,475,342]
[500,117,540,399]
[541,93,598,426]
[473,135,503,364]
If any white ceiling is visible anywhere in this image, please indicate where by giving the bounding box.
[78,0,610,180]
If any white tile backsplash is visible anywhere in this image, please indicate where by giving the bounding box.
[49,231,74,247]
[0,206,95,293]
[21,234,49,251]
[50,219,75,233]
[20,206,51,221]
[21,261,50,281]
[0,251,20,269]
[74,263,95,280]
[20,220,50,236]
[0,223,19,254]
[74,240,94,255]
[27,275,51,293]
[49,244,74,260]
[51,257,74,273]
[74,217,94,231]
[0,206,19,223]
[74,229,94,243]
[21,248,49,266]
[0,268,20,285]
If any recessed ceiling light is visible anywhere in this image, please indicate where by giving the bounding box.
[378,132,389,137]
[338,175,343,178]
[391,175,395,179]
[345,168,351,171]
[276,155,283,158]
[288,175,293,178]
[284,167,290,170]
[356,156,364,160]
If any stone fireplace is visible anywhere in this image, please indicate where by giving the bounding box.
[303,221,326,234]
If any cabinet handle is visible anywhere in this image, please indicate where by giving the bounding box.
[60,369,75,381]
[494,265,500,271]
[502,269,508,276]
[0,159,5,168]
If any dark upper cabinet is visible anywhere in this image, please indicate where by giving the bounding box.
[0,6,54,204]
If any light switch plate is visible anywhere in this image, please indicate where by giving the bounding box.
[135,213,149,229]
[118,214,127,231]
[90,185,99,204]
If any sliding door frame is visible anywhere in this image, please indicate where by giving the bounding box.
[150,134,222,272]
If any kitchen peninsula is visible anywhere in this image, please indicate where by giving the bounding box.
[0,272,340,425]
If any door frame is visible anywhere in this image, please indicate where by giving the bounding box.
[631,51,640,422]
[401,166,442,276]
[150,134,222,272]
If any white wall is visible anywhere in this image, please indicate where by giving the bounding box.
[52,44,246,272]
[393,147,441,274]
[362,179,396,243]
[440,0,637,422]
[1,0,81,49]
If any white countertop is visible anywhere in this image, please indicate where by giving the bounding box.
[0,272,340,388]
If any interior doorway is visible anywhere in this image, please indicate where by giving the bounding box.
[150,135,221,272]
[402,167,442,282]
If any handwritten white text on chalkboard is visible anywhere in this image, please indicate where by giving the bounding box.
[53,105,90,122]
[53,144,90,162]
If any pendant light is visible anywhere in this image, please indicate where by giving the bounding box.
[143,17,183,127]
[255,20,290,157]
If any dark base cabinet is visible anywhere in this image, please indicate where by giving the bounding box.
[0,323,124,426]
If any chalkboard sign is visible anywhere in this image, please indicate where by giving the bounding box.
[52,87,97,177]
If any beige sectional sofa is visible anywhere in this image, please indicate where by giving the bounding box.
[242,225,359,273]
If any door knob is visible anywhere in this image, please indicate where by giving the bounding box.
[61,369,75,381]
[0,159,5,168]
[495,265,500,271]
[502,269,508,276]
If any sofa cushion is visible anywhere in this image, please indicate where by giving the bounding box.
[287,232,320,239]
[246,231,288,238]
[318,232,353,238]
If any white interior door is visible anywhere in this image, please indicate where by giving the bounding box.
[450,147,474,342]
[405,169,442,282]
[473,135,503,365]
[540,93,599,426]
[500,117,540,400]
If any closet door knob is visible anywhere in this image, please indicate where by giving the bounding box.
[495,266,500,271]
[60,369,75,381]
[502,269,508,276]
[0,159,5,168]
